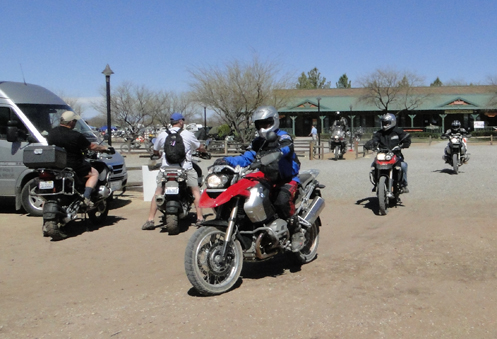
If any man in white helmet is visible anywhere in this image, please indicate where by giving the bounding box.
[213,106,304,252]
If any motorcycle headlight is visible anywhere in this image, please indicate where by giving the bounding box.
[206,173,229,189]
[385,154,392,161]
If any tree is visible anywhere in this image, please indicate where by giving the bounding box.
[93,82,198,134]
[358,68,427,114]
[430,77,443,87]
[59,93,85,117]
[487,75,497,106]
[336,73,352,88]
[296,67,331,89]
[189,55,292,143]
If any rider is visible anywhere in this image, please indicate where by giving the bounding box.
[369,113,411,193]
[47,111,113,207]
[213,106,304,252]
[142,112,206,231]
[331,111,349,131]
[441,120,470,163]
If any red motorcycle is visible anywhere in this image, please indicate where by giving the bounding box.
[184,139,325,295]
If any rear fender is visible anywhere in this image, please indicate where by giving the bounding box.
[43,201,62,221]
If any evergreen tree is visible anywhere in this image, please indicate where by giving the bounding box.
[296,68,331,89]
[430,77,443,87]
[336,73,352,88]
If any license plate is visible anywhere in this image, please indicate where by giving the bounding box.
[165,187,179,195]
[39,181,54,189]
[110,181,122,191]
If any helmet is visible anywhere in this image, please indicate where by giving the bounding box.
[252,106,279,138]
[380,113,396,131]
[451,120,461,131]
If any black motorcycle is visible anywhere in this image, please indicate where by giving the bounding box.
[152,160,203,235]
[23,145,116,240]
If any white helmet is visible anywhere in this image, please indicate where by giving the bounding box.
[252,106,280,138]
[381,113,396,131]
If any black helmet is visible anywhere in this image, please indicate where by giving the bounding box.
[451,120,461,130]
[380,113,396,131]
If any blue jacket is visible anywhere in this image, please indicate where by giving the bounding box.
[224,129,300,183]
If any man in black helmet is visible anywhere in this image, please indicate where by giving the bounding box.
[441,120,470,164]
[369,113,411,193]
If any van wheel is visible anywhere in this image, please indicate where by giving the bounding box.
[21,178,44,216]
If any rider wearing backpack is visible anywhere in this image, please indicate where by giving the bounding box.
[141,112,206,230]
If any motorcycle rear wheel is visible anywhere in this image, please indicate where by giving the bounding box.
[293,218,320,264]
[166,214,180,235]
[120,143,131,153]
[452,153,459,174]
[184,226,243,296]
[88,199,109,224]
[378,176,388,215]
[44,220,67,241]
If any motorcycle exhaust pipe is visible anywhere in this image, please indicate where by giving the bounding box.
[302,196,325,225]
[155,195,165,207]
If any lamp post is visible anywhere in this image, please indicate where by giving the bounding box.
[317,97,321,158]
[102,64,114,146]
[204,106,207,131]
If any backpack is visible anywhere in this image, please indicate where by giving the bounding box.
[164,127,186,164]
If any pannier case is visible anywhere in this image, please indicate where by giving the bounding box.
[23,144,67,169]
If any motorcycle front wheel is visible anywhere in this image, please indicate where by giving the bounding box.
[452,153,459,174]
[120,143,131,153]
[293,218,320,264]
[377,176,388,215]
[334,145,340,160]
[184,226,243,296]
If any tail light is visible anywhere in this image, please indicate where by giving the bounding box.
[39,170,55,180]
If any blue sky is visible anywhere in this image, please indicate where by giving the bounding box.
[2,0,496,118]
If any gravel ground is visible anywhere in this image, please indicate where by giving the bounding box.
[1,140,497,338]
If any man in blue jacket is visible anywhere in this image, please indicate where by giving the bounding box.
[214,106,304,251]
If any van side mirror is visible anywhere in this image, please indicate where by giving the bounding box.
[7,120,19,142]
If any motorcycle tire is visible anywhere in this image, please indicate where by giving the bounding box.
[292,217,320,264]
[166,214,180,235]
[120,143,131,153]
[88,198,109,224]
[378,176,388,216]
[452,153,459,174]
[334,146,340,160]
[44,220,67,241]
[184,226,243,296]
[21,177,44,216]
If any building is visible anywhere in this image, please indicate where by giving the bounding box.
[278,86,497,136]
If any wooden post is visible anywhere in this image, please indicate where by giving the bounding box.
[355,140,359,159]
[224,139,228,154]
[309,141,314,160]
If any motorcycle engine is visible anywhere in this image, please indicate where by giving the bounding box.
[267,218,289,242]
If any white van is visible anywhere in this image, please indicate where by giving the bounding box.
[0,81,128,215]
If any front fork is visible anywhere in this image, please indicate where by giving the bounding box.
[221,197,239,258]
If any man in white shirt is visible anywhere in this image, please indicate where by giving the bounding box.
[142,112,205,230]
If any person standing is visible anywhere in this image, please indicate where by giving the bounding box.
[308,124,318,141]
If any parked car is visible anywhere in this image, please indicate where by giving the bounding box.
[0,81,128,216]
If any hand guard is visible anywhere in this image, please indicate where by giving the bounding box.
[213,158,228,166]
[107,147,116,154]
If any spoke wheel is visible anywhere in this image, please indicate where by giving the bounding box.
[293,218,320,264]
[378,176,388,215]
[120,143,131,153]
[184,226,243,296]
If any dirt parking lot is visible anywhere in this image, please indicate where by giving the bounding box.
[1,141,497,338]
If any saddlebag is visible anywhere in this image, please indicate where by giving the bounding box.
[23,144,67,169]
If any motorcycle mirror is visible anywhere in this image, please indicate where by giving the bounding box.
[261,151,281,166]
[266,131,278,143]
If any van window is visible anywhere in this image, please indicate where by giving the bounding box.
[0,106,29,141]
[16,104,102,143]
